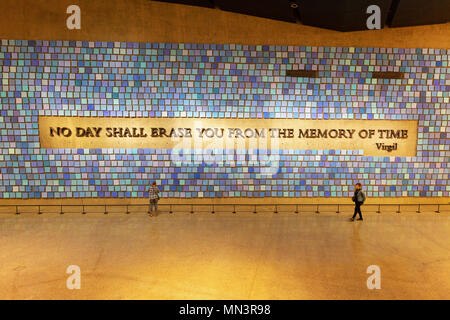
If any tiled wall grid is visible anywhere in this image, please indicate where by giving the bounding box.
[0,40,448,198]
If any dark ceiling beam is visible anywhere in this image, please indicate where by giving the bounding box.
[152,0,214,8]
[214,0,300,23]
[298,0,393,32]
[151,0,450,31]
[387,0,450,28]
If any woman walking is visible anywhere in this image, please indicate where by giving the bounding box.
[350,183,366,221]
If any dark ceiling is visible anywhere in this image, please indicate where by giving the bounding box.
[152,0,450,32]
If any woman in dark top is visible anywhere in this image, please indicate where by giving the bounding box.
[350,183,366,221]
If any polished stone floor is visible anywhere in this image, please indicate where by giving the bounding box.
[0,206,449,300]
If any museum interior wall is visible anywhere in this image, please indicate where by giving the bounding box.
[0,0,448,205]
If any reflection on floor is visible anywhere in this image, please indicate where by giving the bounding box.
[0,208,449,299]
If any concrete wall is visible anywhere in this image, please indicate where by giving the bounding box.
[0,0,449,48]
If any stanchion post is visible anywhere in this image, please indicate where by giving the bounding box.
[126,204,130,215]
[60,204,64,215]
[435,204,440,214]
[315,204,319,214]
[416,204,421,214]
[211,204,215,214]
[253,205,257,214]
[295,204,299,214]
[15,205,19,215]
[396,204,401,214]
[274,205,278,214]
[190,204,194,214]
[38,205,42,215]
[104,204,108,215]
[376,204,381,214]
[336,204,340,214]
[169,204,173,214]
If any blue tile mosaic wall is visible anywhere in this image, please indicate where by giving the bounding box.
[0,39,449,198]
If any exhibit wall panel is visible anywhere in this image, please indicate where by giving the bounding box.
[0,39,448,201]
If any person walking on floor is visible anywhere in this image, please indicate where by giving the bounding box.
[350,183,366,221]
[148,181,160,217]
